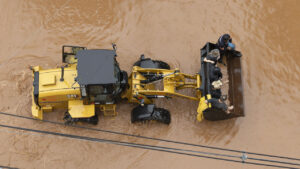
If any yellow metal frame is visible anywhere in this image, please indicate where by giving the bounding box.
[68,100,95,118]
[31,62,209,122]
[100,104,117,116]
[124,66,200,100]
[123,66,207,121]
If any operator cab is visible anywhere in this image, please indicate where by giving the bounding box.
[75,49,128,104]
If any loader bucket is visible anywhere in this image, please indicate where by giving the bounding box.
[198,43,244,121]
[226,50,244,118]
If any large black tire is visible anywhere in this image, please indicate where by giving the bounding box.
[133,58,170,79]
[133,58,170,70]
[154,60,170,69]
[131,104,154,123]
[63,112,98,125]
[131,104,171,125]
[153,108,171,124]
[86,115,99,125]
[63,112,73,125]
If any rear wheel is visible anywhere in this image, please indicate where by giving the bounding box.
[63,112,98,125]
[63,112,73,125]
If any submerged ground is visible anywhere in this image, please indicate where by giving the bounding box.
[0,0,299,168]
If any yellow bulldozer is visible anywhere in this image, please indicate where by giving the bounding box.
[31,43,244,125]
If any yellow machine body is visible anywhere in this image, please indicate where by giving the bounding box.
[32,64,208,121]
[31,43,244,124]
[31,63,117,121]
[122,66,208,121]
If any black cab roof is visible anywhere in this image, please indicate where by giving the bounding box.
[76,49,118,85]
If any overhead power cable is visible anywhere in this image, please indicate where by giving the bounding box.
[0,111,299,163]
[0,165,18,169]
[0,123,299,169]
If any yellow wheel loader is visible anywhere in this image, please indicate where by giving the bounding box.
[31,43,244,125]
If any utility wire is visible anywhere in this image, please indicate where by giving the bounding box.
[0,165,18,169]
[0,123,298,169]
[247,157,300,167]
[0,122,241,160]
[0,111,299,163]
[1,121,299,168]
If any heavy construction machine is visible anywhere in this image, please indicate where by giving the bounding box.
[31,43,244,125]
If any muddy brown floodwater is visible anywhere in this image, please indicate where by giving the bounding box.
[0,0,299,169]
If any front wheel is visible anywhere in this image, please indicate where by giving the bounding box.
[133,55,170,70]
[154,60,170,69]
[131,104,171,125]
